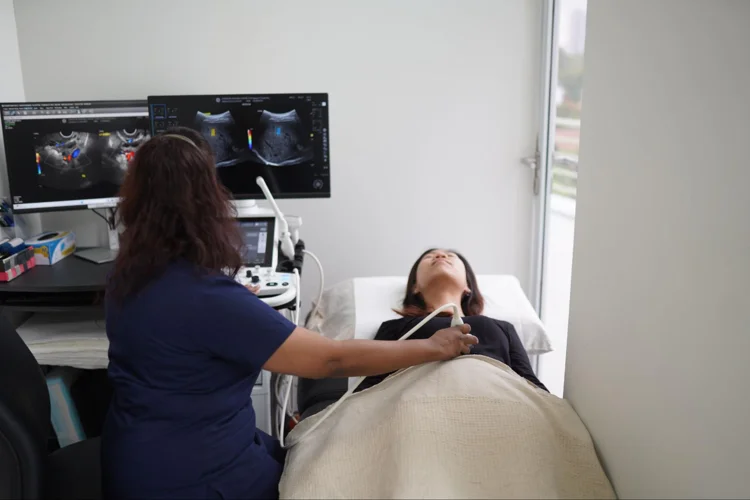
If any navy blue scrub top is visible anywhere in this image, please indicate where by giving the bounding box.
[102,261,295,499]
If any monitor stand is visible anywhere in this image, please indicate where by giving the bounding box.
[76,247,117,264]
[233,199,275,218]
[75,207,119,264]
[234,199,258,210]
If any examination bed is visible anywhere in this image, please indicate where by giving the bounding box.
[297,376,346,420]
[295,275,552,420]
[281,276,614,499]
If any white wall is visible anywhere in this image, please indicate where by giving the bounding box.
[11,0,542,302]
[0,0,39,238]
[0,0,24,198]
[565,1,750,498]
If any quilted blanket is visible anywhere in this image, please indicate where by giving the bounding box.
[280,355,615,499]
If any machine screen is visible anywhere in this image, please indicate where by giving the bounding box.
[147,93,330,199]
[238,217,275,267]
[0,100,149,212]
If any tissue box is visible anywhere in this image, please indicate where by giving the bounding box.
[24,231,77,266]
[0,246,36,282]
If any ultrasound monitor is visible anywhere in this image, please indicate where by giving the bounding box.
[0,100,149,213]
[147,93,330,199]
[237,216,277,269]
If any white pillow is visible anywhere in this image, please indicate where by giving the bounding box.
[307,279,355,340]
[309,275,553,355]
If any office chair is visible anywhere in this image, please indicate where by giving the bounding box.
[0,315,102,499]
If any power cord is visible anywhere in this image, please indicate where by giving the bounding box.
[283,303,464,448]
[302,249,324,327]
[277,270,302,441]
[292,268,301,325]
[274,309,299,433]
[278,250,326,445]
[254,176,315,438]
[92,207,118,230]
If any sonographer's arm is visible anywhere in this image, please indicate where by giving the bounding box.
[263,325,476,379]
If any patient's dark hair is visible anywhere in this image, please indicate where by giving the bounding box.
[397,248,484,317]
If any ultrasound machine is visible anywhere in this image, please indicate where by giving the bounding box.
[146,93,330,308]
[0,92,329,439]
[235,216,295,306]
[147,93,330,201]
[1,93,329,309]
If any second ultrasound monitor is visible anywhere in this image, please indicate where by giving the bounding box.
[148,93,330,199]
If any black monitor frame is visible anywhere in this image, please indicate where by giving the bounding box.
[0,99,149,214]
[147,93,330,201]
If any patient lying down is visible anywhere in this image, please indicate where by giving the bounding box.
[281,252,614,498]
[357,248,548,393]
[281,250,615,498]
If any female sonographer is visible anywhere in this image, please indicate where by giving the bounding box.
[101,128,477,500]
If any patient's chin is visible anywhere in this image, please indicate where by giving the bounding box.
[422,271,466,292]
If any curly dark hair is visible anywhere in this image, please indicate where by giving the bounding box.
[109,127,243,299]
[397,248,485,317]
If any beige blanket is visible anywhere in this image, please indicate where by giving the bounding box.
[280,355,615,499]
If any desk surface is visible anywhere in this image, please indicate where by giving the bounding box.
[0,255,112,293]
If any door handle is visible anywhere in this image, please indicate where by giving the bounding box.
[521,149,541,195]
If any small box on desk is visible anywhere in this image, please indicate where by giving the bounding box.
[24,231,76,265]
[0,246,36,282]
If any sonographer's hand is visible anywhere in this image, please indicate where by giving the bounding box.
[428,324,477,360]
[245,284,261,295]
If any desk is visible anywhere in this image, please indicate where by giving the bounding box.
[0,256,109,314]
[0,256,111,294]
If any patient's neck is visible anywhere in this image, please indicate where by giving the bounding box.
[421,288,465,317]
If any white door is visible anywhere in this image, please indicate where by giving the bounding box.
[532,0,589,397]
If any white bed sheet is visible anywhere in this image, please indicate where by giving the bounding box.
[353,275,551,353]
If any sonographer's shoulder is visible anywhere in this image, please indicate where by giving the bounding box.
[156,261,250,306]
[197,269,252,300]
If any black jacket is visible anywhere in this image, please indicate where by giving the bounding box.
[356,314,548,392]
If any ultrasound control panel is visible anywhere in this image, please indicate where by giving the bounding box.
[147,93,330,200]
[237,268,294,298]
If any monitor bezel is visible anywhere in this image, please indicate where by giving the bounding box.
[0,99,148,214]
[147,93,331,201]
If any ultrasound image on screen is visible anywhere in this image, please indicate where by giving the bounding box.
[101,129,150,184]
[194,110,250,167]
[250,110,314,167]
[1,100,150,212]
[35,131,97,190]
[148,94,330,199]
[34,128,150,190]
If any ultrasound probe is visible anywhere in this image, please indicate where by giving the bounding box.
[283,303,465,448]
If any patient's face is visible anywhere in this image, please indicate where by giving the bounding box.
[415,249,468,292]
